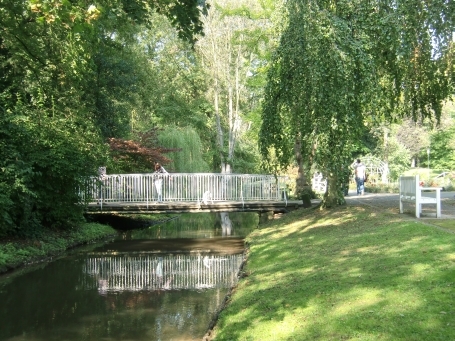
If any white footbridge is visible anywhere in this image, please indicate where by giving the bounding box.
[81,173,302,214]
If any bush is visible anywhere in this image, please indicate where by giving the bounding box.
[0,223,116,273]
[365,183,399,193]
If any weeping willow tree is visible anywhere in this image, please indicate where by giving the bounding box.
[260,0,454,208]
[158,126,210,172]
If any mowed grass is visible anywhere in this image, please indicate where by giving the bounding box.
[426,219,455,233]
[211,206,455,341]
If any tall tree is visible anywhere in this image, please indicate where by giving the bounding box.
[196,0,270,173]
[395,119,431,167]
[260,0,454,207]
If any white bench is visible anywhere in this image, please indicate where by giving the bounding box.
[399,175,442,218]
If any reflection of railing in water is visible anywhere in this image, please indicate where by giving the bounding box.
[83,253,244,293]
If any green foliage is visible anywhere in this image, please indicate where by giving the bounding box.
[426,127,455,170]
[0,223,116,273]
[90,44,146,138]
[231,142,262,174]
[123,19,214,156]
[426,102,455,170]
[0,0,206,235]
[261,0,378,206]
[260,0,454,207]
[386,139,412,181]
[0,92,107,234]
[365,182,399,194]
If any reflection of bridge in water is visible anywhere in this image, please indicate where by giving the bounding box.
[83,253,244,293]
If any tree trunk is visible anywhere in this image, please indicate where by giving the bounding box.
[220,212,232,236]
[382,127,389,183]
[294,135,312,208]
[322,172,346,208]
[221,162,231,174]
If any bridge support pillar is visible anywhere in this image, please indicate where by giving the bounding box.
[258,211,274,225]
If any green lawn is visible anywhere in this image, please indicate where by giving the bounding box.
[211,206,455,341]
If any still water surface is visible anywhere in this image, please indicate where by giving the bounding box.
[0,213,258,341]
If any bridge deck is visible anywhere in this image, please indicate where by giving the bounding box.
[86,200,303,214]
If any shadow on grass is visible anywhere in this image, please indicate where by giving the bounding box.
[213,206,455,341]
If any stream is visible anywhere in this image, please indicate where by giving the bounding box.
[0,212,258,341]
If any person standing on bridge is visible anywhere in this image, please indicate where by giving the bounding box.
[154,162,168,202]
[97,166,107,205]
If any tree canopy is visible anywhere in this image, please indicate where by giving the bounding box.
[0,0,205,234]
[260,0,454,207]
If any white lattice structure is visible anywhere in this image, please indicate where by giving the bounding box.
[361,156,389,183]
[311,173,327,193]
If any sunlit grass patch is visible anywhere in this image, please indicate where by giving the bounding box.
[212,206,455,341]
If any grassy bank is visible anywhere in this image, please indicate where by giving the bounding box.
[0,223,117,274]
[210,206,455,341]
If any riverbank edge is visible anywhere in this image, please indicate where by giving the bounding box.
[0,222,117,275]
[202,246,250,341]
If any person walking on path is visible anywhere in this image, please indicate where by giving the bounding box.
[353,159,366,195]
[154,163,168,202]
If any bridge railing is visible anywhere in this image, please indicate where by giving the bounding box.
[80,173,288,204]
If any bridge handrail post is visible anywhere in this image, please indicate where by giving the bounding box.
[241,176,244,208]
[281,176,288,205]
[146,174,149,208]
[100,182,103,210]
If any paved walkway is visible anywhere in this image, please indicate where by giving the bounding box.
[344,190,455,219]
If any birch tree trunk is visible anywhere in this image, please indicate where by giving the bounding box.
[197,0,257,174]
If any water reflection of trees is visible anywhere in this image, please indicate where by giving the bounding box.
[83,253,244,293]
[126,212,258,239]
